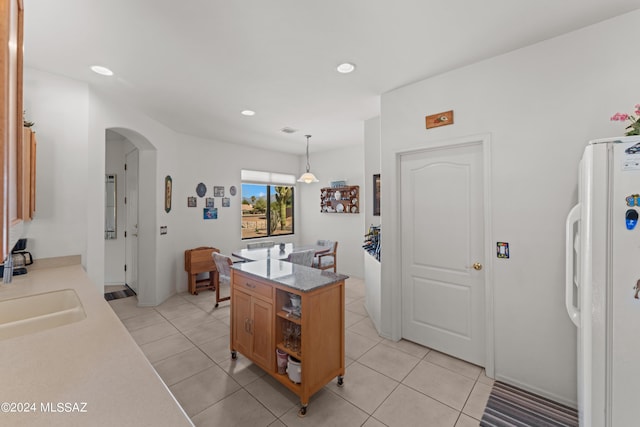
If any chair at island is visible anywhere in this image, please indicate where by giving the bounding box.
[246,241,275,249]
[211,252,233,308]
[312,240,338,272]
[286,249,315,267]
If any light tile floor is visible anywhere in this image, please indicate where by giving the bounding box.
[107,278,492,427]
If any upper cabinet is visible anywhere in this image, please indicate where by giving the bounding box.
[18,127,35,220]
[1,0,25,260]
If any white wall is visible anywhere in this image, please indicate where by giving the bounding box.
[21,69,89,263]
[379,10,640,406]
[363,116,382,330]
[298,143,365,278]
[364,116,381,229]
[23,69,303,303]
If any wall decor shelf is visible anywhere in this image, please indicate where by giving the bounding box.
[320,185,359,213]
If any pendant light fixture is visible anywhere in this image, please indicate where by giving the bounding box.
[297,134,319,183]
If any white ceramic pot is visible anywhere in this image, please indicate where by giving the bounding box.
[287,356,301,383]
[289,294,301,309]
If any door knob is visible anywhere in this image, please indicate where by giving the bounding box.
[473,262,483,271]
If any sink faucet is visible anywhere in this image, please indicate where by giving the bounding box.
[3,255,13,284]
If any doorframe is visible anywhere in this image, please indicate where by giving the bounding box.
[124,148,139,293]
[395,133,494,377]
[104,127,157,307]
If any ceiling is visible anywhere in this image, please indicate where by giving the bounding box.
[23,0,640,154]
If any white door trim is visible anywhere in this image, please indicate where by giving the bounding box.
[395,133,494,377]
[125,148,139,293]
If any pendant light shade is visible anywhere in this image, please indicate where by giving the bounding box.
[297,135,319,183]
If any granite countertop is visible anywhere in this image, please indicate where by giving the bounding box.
[0,263,193,427]
[232,259,348,292]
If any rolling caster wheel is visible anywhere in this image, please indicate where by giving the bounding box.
[298,406,307,417]
[337,376,344,387]
[231,351,237,360]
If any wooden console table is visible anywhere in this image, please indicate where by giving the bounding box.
[230,259,347,416]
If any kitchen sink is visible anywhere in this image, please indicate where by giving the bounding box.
[0,289,86,341]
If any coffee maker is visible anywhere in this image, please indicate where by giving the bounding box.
[1,238,33,277]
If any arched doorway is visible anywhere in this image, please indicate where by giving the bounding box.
[104,128,157,306]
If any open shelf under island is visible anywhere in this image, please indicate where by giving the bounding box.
[230,259,348,416]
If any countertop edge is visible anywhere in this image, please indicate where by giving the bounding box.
[232,260,348,292]
[0,265,194,427]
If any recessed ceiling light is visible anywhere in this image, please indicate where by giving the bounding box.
[336,62,356,74]
[241,110,256,116]
[90,65,114,76]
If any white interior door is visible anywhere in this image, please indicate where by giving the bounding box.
[125,149,139,292]
[400,142,485,366]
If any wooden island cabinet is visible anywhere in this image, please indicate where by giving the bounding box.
[230,259,347,416]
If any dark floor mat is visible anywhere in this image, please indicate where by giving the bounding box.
[104,286,136,301]
[481,381,578,427]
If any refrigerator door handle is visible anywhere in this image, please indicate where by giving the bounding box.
[565,203,581,327]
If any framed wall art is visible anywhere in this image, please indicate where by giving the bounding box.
[206,197,215,208]
[164,175,172,213]
[196,182,207,197]
[187,196,197,207]
[373,174,380,216]
[203,207,218,220]
[214,186,225,197]
[222,197,230,207]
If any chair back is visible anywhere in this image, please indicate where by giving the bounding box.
[316,239,334,249]
[212,252,233,284]
[313,241,338,272]
[247,241,275,249]
[287,249,315,267]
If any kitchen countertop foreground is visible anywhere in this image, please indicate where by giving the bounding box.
[0,264,193,427]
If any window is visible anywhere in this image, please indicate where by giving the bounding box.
[241,170,295,240]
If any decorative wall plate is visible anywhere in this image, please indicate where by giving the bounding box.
[230,185,237,196]
[164,175,172,213]
[196,182,207,197]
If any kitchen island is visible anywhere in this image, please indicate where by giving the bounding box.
[0,262,193,427]
[230,259,348,416]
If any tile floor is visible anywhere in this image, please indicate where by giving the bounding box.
[107,277,492,427]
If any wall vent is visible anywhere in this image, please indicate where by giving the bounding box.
[280,127,298,134]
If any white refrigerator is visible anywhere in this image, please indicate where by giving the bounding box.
[566,136,640,426]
